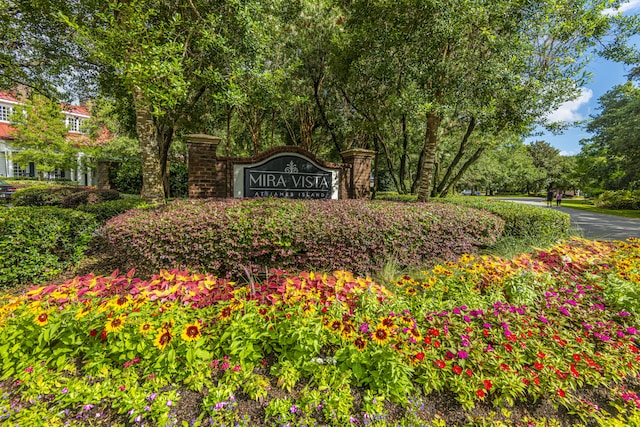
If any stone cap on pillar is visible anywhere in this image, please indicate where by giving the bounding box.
[340,148,376,160]
[184,134,222,145]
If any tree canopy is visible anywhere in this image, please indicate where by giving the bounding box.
[1,0,626,201]
[578,81,640,191]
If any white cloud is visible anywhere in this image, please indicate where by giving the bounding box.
[559,150,579,156]
[603,0,640,16]
[544,88,593,123]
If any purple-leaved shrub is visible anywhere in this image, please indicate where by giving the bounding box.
[103,199,504,278]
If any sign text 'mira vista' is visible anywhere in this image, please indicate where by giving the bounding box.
[242,154,337,199]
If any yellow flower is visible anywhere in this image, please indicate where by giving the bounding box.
[353,336,367,351]
[405,287,417,296]
[371,327,390,346]
[380,317,395,329]
[341,321,356,339]
[229,298,243,311]
[432,265,453,277]
[105,315,126,334]
[329,320,342,333]
[154,330,172,351]
[181,323,202,342]
[139,322,153,336]
[74,306,92,320]
[219,306,232,320]
[34,312,49,326]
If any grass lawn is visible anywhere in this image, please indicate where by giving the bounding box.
[558,199,640,219]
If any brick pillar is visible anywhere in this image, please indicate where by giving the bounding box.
[185,134,221,198]
[341,149,375,199]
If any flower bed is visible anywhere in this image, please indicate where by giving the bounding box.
[102,198,504,278]
[1,238,640,425]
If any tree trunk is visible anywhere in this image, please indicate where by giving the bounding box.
[416,112,441,202]
[158,127,173,198]
[399,114,409,193]
[377,133,402,193]
[313,77,341,154]
[440,146,486,197]
[132,87,165,204]
[411,147,424,193]
[434,116,476,197]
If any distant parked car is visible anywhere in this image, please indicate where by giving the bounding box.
[0,179,17,200]
[461,190,481,196]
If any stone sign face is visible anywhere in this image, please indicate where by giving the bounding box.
[233,154,339,199]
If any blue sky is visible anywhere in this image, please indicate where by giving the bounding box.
[523,1,640,156]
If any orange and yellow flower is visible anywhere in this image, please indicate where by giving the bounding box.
[139,322,153,336]
[353,336,367,351]
[105,314,126,334]
[34,312,49,326]
[154,330,173,351]
[371,327,390,345]
[181,323,201,342]
[219,306,232,320]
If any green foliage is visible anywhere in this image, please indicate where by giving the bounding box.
[109,157,143,195]
[169,162,188,199]
[443,196,571,241]
[11,185,87,207]
[458,142,543,195]
[8,94,79,174]
[60,189,121,209]
[579,82,640,191]
[76,197,146,223]
[0,207,97,288]
[595,190,640,210]
[602,271,640,317]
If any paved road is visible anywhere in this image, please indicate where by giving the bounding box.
[500,197,640,241]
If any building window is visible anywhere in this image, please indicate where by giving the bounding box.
[47,169,67,180]
[0,105,14,122]
[13,162,29,177]
[66,116,84,133]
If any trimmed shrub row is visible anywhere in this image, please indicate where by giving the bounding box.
[60,189,120,209]
[595,190,640,210]
[440,196,571,240]
[11,186,121,208]
[103,198,505,278]
[0,207,97,288]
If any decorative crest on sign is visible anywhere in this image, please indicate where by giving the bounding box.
[284,161,299,174]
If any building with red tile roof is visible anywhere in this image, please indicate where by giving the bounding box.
[0,91,110,185]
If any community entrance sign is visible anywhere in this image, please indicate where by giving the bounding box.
[184,134,374,200]
[233,153,339,199]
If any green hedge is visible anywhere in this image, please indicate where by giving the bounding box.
[60,189,121,209]
[76,197,146,223]
[442,196,571,240]
[11,186,89,207]
[595,190,640,210]
[0,207,97,288]
[375,193,571,240]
